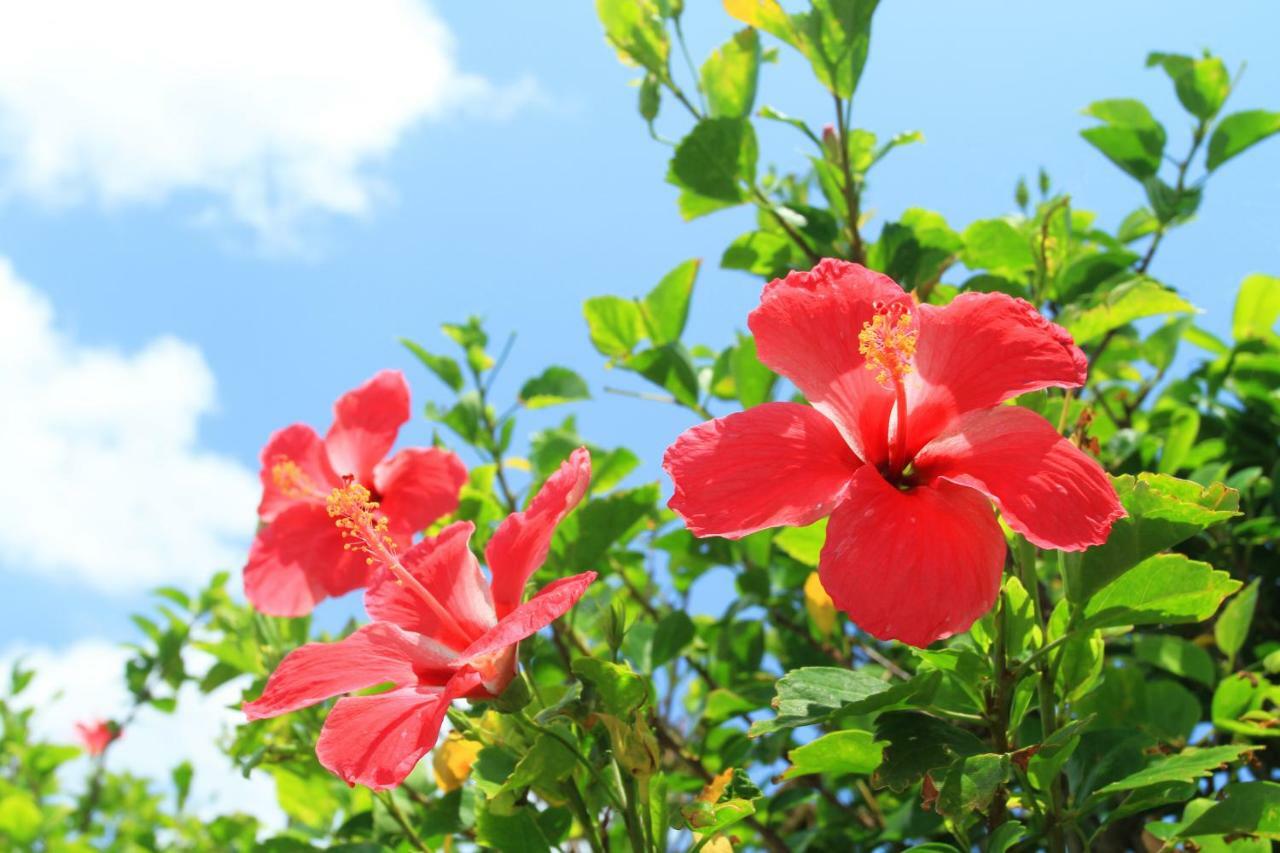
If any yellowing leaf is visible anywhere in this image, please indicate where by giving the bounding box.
[698,767,735,803]
[804,572,837,636]
[433,732,482,792]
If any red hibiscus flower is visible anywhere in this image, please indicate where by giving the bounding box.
[664,260,1123,648]
[76,719,119,756]
[244,448,597,789]
[244,370,468,617]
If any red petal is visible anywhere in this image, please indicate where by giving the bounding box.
[905,292,1087,454]
[315,671,482,790]
[257,424,337,522]
[913,406,1124,551]
[365,522,496,647]
[457,571,597,666]
[373,447,467,535]
[486,447,591,618]
[324,370,410,483]
[663,402,861,539]
[748,260,908,467]
[242,622,457,721]
[819,467,1005,647]
[243,504,371,616]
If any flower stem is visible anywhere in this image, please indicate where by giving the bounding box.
[376,790,432,853]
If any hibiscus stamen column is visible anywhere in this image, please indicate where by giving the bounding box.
[858,303,919,476]
[326,480,472,643]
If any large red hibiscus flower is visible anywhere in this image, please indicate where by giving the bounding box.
[244,448,597,789]
[664,260,1123,648]
[244,370,467,617]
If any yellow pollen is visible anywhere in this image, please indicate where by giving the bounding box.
[858,305,918,387]
[326,480,396,562]
[271,458,320,499]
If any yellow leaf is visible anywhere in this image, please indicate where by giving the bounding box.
[698,767,734,803]
[804,572,837,636]
[722,0,792,44]
[432,732,482,792]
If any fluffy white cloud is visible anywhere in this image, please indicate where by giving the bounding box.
[1,639,282,827]
[0,1,537,245]
[0,260,257,592]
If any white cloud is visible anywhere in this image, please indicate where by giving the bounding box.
[1,639,282,828]
[0,1,537,245]
[0,259,257,593]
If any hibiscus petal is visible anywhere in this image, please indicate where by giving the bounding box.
[243,622,458,721]
[906,292,1087,453]
[316,671,483,790]
[456,571,597,665]
[486,447,591,618]
[748,259,908,466]
[664,402,862,539]
[324,370,410,483]
[365,522,497,647]
[257,423,337,522]
[373,447,468,535]
[819,467,1005,648]
[243,504,347,617]
[913,406,1124,551]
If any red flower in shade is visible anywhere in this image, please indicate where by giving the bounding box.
[664,261,1123,648]
[245,370,467,617]
[76,719,119,756]
[243,448,597,789]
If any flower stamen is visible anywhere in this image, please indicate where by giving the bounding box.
[271,458,324,501]
[859,304,918,476]
[326,479,472,645]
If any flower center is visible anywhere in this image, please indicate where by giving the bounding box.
[326,479,472,646]
[271,458,324,501]
[859,303,918,477]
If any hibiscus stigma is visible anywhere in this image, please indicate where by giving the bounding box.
[858,302,918,388]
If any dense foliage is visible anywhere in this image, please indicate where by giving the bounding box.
[3,1,1278,850]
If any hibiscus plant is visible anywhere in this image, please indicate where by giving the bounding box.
[8,2,1280,851]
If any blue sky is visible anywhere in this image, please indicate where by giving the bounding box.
[0,0,1276,816]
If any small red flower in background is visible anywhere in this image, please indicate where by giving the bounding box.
[244,448,597,790]
[664,260,1123,648]
[245,370,467,617]
[76,719,119,756]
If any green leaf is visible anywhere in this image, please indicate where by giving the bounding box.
[935,753,1011,818]
[1082,553,1241,630]
[988,823,1028,853]
[1158,407,1200,474]
[700,28,760,119]
[668,118,757,214]
[782,729,884,779]
[642,259,699,345]
[722,230,793,276]
[730,333,775,408]
[1215,579,1260,661]
[1147,52,1230,120]
[751,668,938,737]
[1097,744,1257,794]
[1144,175,1202,225]
[401,339,464,392]
[872,711,986,792]
[583,295,646,358]
[560,483,658,573]
[475,804,552,853]
[960,219,1033,275]
[1132,634,1215,687]
[270,767,340,828]
[651,611,695,667]
[1073,473,1238,602]
[500,729,577,795]
[1232,273,1280,342]
[1080,98,1167,179]
[625,344,701,408]
[518,366,590,409]
[774,518,827,567]
[595,0,670,79]
[1207,110,1280,171]
[572,658,648,716]
[638,72,660,129]
[173,761,194,811]
[0,793,41,844]
[1058,279,1197,345]
[1178,781,1280,841]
